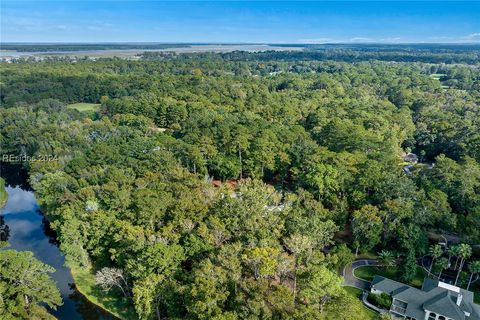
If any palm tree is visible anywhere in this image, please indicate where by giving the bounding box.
[467,261,480,290]
[428,244,443,275]
[436,257,449,280]
[449,245,460,270]
[454,244,472,286]
[378,250,395,269]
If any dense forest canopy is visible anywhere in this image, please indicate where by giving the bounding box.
[1,47,479,319]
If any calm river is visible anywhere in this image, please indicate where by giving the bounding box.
[0,165,114,320]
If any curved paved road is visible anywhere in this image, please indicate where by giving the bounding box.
[343,259,378,291]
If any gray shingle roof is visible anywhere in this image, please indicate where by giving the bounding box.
[423,291,465,320]
[371,275,407,294]
[370,276,480,320]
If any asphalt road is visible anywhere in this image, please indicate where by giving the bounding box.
[343,259,378,291]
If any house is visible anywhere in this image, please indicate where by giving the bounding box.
[371,276,480,320]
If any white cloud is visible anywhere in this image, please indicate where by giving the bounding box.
[1,187,38,215]
[349,37,374,42]
[298,38,336,44]
[428,32,480,43]
[464,33,480,40]
[299,33,480,44]
[379,37,402,43]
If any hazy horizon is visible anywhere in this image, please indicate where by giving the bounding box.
[1,1,479,44]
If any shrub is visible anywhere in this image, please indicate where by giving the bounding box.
[368,292,392,309]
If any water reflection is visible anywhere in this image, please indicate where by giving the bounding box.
[1,178,113,319]
[0,163,31,190]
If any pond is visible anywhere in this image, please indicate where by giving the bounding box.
[0,165,115,320]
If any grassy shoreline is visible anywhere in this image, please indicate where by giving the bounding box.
[0,177,8,208]
[69,264,137,320]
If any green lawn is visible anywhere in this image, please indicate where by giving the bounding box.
[429,73,447,80]
[67,102,101,112]
[344,286,363,298]
[0,178,7,208]
[343,286,380,319]
[70,264,137,320]
[354,265,428,288]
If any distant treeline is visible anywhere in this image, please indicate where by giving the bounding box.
[298,43,480,52]
[0,43,191,52]
[142,45,480,64]
[4,43,480,65]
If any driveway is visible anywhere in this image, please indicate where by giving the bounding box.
[343,259,378,291]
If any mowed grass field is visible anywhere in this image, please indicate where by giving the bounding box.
[429,73,447,80]
[67,103,101,112]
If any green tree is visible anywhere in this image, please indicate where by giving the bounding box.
[132,274,175,320]
[351,205,383,253]
[0,250,62,319]
[428,244,443,275]
[331,244,354,271]
[298,265,343,314]
[304,162,340,203]
[401,251,417,283]
[129,243,185,319]
[242,247,280,280]
[436,257,449,279]
[448,245,461,270]
[380,314,393,320]
[185,259,229,320]
[467,261,480,290]
[454,244,472,286]
[284,234,314,302]
[377,250,395,269]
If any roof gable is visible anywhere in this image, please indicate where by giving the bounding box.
[423,291,465,320]
[371,276,480,320]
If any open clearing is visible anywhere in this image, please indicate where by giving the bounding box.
[67,103,101,112]
[429,73,447,80]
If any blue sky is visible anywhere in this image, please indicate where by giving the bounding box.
[1,1,479,44]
